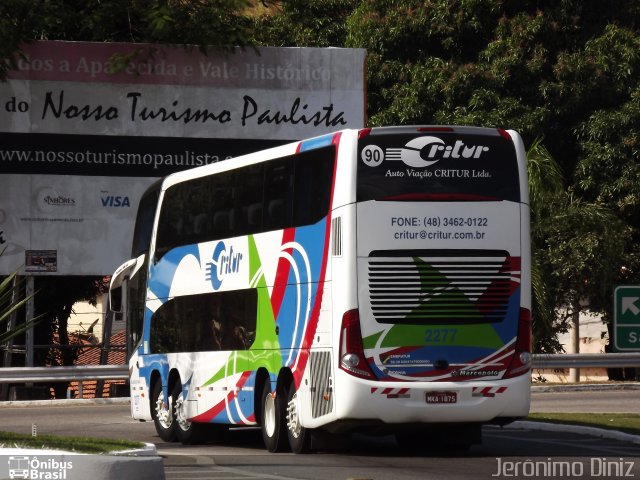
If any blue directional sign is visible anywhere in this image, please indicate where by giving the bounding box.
[614,286,640,351]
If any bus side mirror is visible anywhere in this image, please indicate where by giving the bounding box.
[110,286,123,313]
[109,257,139,314]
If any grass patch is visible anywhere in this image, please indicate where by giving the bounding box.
[528,413,640,436]
[0,431,145,454]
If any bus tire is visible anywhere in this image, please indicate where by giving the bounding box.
[286,383,312,454]
[172,381,204,444]
[260,380,288,452]
[151,380,176,442]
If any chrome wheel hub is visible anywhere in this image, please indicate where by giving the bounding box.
[155,391,172,429]
[174,393,191,431]
[287,391,302,439]
[264,391,276,436]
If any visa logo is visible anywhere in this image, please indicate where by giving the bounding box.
[101,195,131,207]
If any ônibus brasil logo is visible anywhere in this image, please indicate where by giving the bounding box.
[361,136,490,168]
[205,241,243,290]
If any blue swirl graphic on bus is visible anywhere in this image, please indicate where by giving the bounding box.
[206,241,243,290]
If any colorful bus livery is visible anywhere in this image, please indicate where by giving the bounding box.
[110,125,531,453]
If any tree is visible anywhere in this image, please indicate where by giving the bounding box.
[252,0,358,47]
[4,1,640,355]
[255,0,640,353]
[33,276,108,397]
[0,0,265,80]
[536,195,626,379]
[0,0,271,384]
[574,87,640,289]
[526,138,626,354]
[526,138,565,353]
[0,269,38,345]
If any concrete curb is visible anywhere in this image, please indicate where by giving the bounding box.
[531,382,640,393]
[111,442,159,456]
[0,443,165,480]
[0,397,131,407]
[70,454,165,480]
[511,420,640,445]
[0,398,166,478]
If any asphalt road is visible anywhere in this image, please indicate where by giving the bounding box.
[0,388,638,480]
[530,387,640,413]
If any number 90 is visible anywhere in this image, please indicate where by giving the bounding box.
[361,145,384,167]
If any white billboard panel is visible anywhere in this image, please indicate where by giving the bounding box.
[1,174,153,275]
[0,41,366,275]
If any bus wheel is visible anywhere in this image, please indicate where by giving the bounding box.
[151,380,176,442]
[286,384,312,454]
[172,382,204,444]
[260,380,288,452]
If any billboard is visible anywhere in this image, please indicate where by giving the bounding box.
[0,41,366,275]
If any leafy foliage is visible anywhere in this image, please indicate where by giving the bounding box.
[3,1,640,353]
[0,269,38,345]
[252,0,358,47]
[0,0,263,80]
[526,139,566,353]
[574,88,640,288]
[541,196,625,320]
[256,0,640,352]
[0,247,41,345]
[0,430,144,454]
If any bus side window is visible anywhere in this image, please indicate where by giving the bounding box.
[150,290,257,353]
[132,184,160,258]
[294,151,335,225]
[235,164,264,234]
[264,158,293,231]
[210,175,234,239]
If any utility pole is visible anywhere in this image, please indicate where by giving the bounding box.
[569,307,580,382]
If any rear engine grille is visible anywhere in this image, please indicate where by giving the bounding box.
[368,251,518,324]
[310,351,333,418]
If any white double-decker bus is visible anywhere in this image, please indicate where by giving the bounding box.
[110,126,531,452]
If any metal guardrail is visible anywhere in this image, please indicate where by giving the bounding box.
[532,353,640,369]
[0,365,128,383]
[0,353,638,385]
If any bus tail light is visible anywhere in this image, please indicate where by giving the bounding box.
[504,308,532,378]
[339,309,376,380]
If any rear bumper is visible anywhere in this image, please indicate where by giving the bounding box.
[334,370,530,424]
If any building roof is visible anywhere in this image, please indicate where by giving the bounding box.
[67,330,127,399]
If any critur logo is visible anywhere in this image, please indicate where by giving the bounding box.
[362,136,490,168]
[205,241,243,290]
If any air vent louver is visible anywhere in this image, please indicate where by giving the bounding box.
[368,251,518,324]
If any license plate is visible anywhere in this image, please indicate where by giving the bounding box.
[425,391,457,404]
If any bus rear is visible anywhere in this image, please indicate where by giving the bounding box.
[334,126,531,444]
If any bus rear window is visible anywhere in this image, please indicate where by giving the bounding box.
[357,132,520,202]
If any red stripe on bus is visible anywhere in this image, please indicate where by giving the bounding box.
[292,133,342,387]
[270,228,296,319]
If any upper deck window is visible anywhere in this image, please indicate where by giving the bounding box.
[155,145,335,259]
